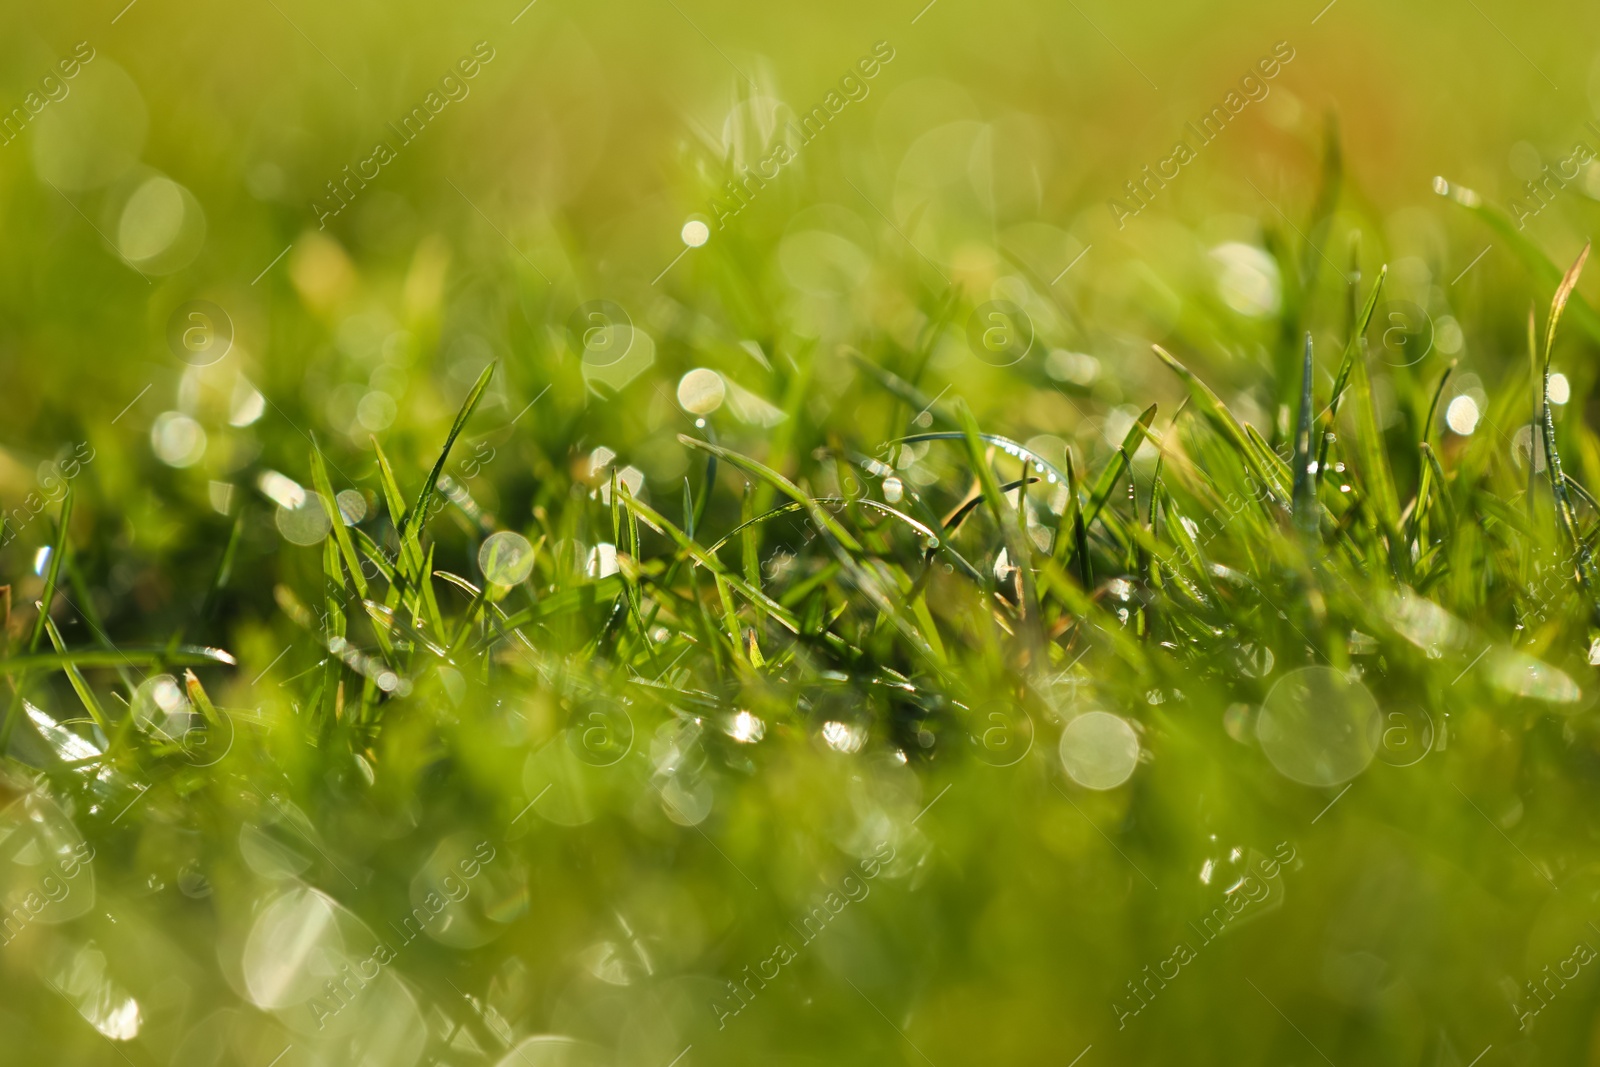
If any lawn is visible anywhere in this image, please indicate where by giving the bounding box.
[4,1,1600,1064]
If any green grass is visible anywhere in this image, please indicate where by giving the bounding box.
[11,31,1600,1063]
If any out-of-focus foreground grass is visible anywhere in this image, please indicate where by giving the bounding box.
[6,0,1600,1065]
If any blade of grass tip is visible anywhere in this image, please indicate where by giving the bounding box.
[0,647,236,675]
[3,490,73,749]
[1052,445,1080,564]
[371,435,417,581]
[1423,362,1456,447]
[310,442,369,599]
[1292,332,1318,536]
[43,617,109,735]
[1347,310,1403,554]
[183,669,222,726]
[400,361,496,565]
[1543,242,1592,568]
[1084,404,1158,532]
[27,489,72,655]
[1318,265,1388,476]
[201,511,245,622]
[1069,449,1092,588]
[1152,345,1281,496]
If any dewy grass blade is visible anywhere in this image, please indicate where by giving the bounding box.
[0,646,236,674]
[1540,243,1595,602]
[1292,333,1319,536]
[27,488,71,655]
[3,489,74,748]
[310,441,369,600]
[401,362,497,563]
[1319,265,1387,475]
[680,436,863,553]
[43,616,109,734]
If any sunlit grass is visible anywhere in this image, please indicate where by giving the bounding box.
[8,51,1600,1064]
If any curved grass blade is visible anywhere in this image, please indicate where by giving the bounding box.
[0,646,236,674]
[310,441,369,600]
[1318,264,1388,476]
[1540,243,1596,603]
[3,490,74,748]
[1152,344,1286,506]
[398,362,496,564]
[43,617,109,734]
[27,488,71,654]
[679,436,862,553]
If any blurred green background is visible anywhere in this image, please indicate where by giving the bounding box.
[5,0,1600,1064]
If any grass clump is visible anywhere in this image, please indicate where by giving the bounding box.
[8,143,1600,1067]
